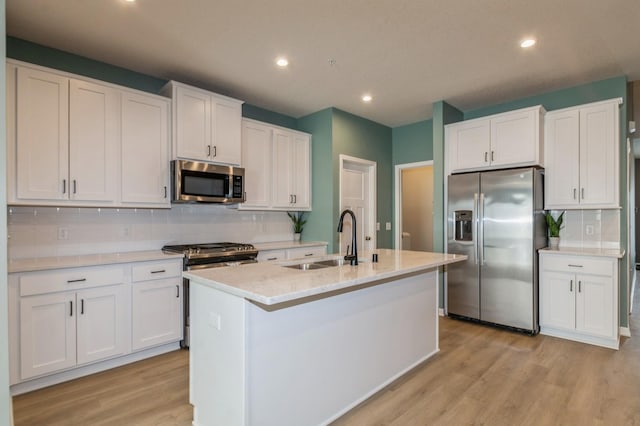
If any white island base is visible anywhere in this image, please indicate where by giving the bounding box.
[190,269,438,425]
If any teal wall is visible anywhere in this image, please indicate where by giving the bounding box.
[242,104,298,129]
[298,109,334,251]
[1,1,11,422]
[7,36,297,129]
[391,119,433,166]
[332,109,393,250]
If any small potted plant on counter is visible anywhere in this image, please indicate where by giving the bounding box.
[287,211,307,241]
[545,211,565,249]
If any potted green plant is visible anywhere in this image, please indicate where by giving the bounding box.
[545,211,565,249]
[287,211,307,241]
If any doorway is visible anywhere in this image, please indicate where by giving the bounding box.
[394,161,434,251]
[339,155,377,255]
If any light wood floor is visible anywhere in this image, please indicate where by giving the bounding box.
[13,286,640,425]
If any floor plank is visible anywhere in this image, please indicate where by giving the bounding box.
[12,285,640,425]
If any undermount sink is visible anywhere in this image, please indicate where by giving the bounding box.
[281,257,367,270]
[282,262,330,270]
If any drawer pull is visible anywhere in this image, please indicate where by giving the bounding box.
[150,269,166,274]
[567,264,583,268]
[267,257,278,261]
[67,278,87,283]
[305,253,314,257]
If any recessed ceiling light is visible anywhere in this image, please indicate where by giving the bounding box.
[123,0,135,3]
[362,94,373,103]
[276,57,289,67]
[520,38,536,48]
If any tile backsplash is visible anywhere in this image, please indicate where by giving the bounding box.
[550,209,620,249]
[8,205,295,259]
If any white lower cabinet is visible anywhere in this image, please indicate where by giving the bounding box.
[257,245,327,262]
[539,252,618,349]
[10,257,183,390]
[131,260,182,351]
[18,281,128,380]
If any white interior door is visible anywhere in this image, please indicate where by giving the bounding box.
[395,162,434,251]
[340,156,376,256]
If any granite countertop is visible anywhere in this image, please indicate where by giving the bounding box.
[184,249,467,306]
[252,240,328,251]
[8,250,184,273]
[539,247,625,259]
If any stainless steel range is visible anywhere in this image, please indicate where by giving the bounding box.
[162,242,258,348]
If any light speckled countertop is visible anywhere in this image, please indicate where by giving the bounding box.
[184,249,466,306]
[8,250,184,273]
[539,247,624,259]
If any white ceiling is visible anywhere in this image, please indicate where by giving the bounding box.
[6,0,640,127]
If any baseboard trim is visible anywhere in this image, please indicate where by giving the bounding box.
[439,308,445,317]
[10,342,181,395]
[620,326,631,338]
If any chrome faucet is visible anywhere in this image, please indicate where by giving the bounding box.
[337,209,358,265]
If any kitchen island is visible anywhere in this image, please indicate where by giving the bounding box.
[184,249,466,426]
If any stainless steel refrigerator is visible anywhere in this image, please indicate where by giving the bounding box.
[446,167,545,333]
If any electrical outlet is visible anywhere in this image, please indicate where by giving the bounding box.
[585,225,594,236]
[57,227,69,240]
[385,222,391,231]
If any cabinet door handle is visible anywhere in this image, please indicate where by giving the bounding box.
[207,145,211,157]
[491,151,494,161]
[568,264,583,268]
[150,269,166,274]
[570,280,573,292]
[73,180,77,194]
[578,281,582,293]
[62,179,67,194]
[164,186,167,199]
[176,285,180,298]
[581,188,585,199]
[213,146,217,157]
[81,299,84,315]
[67,278,87,283]
[484,152,488,162]
[70,300,73,317]
[573,188,577,200]
[293,194,297,204]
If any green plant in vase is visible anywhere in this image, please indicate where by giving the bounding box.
[545,211,564,249]
[287,211,307,241]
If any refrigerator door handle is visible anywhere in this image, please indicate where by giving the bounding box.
[473,193,479,265]
[479,192,485,265]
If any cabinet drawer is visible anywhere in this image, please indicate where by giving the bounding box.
[541,255,614,277]
[20,265,125,296]
[257,250,286,262]
[286,246,327,260]
[132,260,182,282]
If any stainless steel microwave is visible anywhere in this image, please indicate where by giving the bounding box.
[171,160,245,204]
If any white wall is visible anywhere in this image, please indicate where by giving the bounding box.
[8,206,295,259]
[1,1,13,423]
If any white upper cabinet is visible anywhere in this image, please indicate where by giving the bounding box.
[15,66,70,201]
[544,98,620,209]
[7,61,171,208]
[240,118,311,211]
[241,119,273,209]
[162,81,243,165]
[120,91,170,207]
[447,105,544,173]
